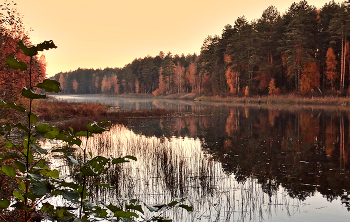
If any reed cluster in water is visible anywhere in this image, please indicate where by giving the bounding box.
[46,124,304,221]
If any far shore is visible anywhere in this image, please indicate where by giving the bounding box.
[47,93,350,111]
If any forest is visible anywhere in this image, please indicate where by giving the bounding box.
[50,0,350,97]
[3,0,350,99]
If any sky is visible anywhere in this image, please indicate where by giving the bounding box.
[13,0,337,77]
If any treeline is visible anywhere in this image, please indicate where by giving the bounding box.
[53,53,198,95]
[54,0,350,96]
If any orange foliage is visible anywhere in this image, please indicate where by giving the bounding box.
[268,110,280,126]
[109,75,119,94]
[59,73,67,92]
[101,76,111,93]
[187,62,197,92]
[152,72,167,96]
[72,79,78,92]
[225,67,238,94]
[268,78,280,95]
[300,113,319,144]
[254,73,270,91]
[0,36,46,102]
[135,79,140,93]
[225,108,237,136]
[300,60,320,94]
[326,47,338,89]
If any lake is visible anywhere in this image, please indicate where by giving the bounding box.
[51,94,350,221]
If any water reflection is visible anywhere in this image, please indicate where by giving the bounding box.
[51,95,350,221]
[59,125,289,221]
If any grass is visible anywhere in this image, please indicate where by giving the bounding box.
[195,94,350,107]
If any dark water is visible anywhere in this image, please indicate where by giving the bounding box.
[52,95,350,221]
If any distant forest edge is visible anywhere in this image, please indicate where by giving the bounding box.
[53,1,350,97]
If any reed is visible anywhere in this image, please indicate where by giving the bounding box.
[31,100,171,131]
[48,125,299,221]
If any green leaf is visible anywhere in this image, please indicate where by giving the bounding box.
[94,208,108,218]
[35,124,53,133]
[10,202,26,210]
[126,204,144,214]
[80,165,95,176]
[107,204,121,213]
[45,169,59,179]
[88,156,109,174]
[17,40,38,57]
[1,151,19,160]
[25,191,40,201]
[62,190,79,203]
[6,55,27,71]
[33,180,52,196]
[41,203,54,213]
[86,122,105,134]
[22,148,34,163]
[36,79,61,93]
[112,158,129,164]
[22,87,46,99]
[27,173,42,180]
[0,101,25,112]
[124,155,137,161]
[5,141,14,149]
[151,217,172,222]
[61,181,79,190]
[98,121,112,128]
[68,156,79,165]
[15,123,30,132]
[75,131,91,137]
[144,204,160,212]
[15,160,26,173]
[30,113,38,125]
[179,204,193,212]
[13,190,25,201]
[167,201,178,208]
[95,182,111,188]
[0,199,10,209]
[32,144,48,155]
[2,165,16,177]
[36,40,57,51]
[114,211,138,219]
[18,181,26,192]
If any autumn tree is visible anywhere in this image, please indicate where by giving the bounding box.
[0,1,46,101]
[101,75,111,93]
[185,61,197,93]
[152,71,166,96]
[268,78,280,95]
[72,79,78,92]
[282,1,318,92]
[300,60,320,94]
[325,47,338,90]
[109,74,119,94]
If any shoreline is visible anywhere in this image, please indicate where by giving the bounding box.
[51,93,350,107]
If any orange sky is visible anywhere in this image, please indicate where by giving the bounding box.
[14,0,333,77]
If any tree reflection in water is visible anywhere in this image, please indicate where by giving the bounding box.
[46,118,348,221]
[45,96,350,221]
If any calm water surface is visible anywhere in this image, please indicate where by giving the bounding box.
[51,95,350,221]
